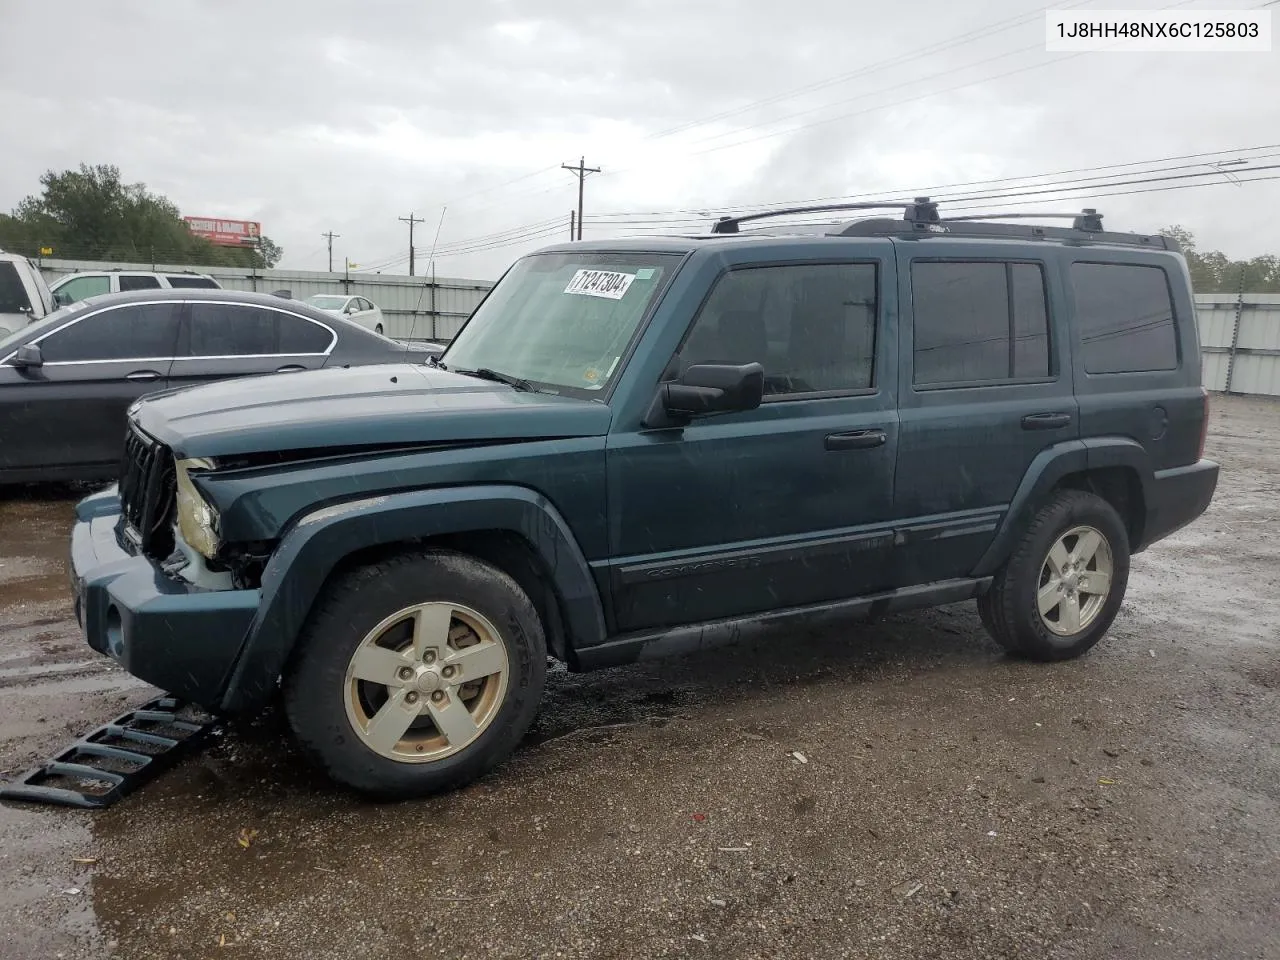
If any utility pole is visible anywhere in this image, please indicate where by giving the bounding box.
[321,231,340,272]
[570,211,575,241]
[399,212,424,276]
[561,156,600,240]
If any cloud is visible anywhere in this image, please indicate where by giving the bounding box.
[1,0,1276,277]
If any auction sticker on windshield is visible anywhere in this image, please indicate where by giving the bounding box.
[564,269,636,300]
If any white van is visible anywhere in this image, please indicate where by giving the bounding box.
[49,269,221,306]
[0,251,56,337]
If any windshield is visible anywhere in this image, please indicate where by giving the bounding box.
[442,251,682,395]
[0,297,94,354]
[306,295,349,310]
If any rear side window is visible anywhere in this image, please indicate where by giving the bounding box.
[0,262,33,314]
[1071,263,1178,373]
[185,304,333,356]
[39,304,180,362]
[118,274,162,291]
[911,261,1051,387]
[165,275,219,289]
[278,314,333,353]
[187,303,277,356]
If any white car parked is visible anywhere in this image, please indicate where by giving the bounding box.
[49,269,221,306]
[304,294,386,334]
[0,250,56,337]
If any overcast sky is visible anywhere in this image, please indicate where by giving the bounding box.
[1,0,1276,279]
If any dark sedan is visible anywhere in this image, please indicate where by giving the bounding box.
[0,289,441,484]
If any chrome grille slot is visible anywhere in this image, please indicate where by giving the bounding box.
[117,426,176,559]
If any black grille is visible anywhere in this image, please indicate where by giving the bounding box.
[118,426,176,559]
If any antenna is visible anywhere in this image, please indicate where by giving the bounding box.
[404,206,448,361]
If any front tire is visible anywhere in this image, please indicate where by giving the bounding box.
[283,549,547,799]
[980,490,1130,661]
[374,323,384,335]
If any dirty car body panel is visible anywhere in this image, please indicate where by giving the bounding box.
[68,227,1219,720]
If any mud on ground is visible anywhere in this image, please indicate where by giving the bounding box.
[1,394,1277,960]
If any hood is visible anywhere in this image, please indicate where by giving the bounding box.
[134,363,613,458]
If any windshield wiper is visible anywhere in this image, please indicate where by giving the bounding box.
[456,367,536,392]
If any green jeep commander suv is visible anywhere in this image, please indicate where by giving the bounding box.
[69,200,1218,798]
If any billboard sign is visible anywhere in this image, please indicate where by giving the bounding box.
[184,217,262,247]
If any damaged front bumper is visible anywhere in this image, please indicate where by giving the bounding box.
[70,486,261,711]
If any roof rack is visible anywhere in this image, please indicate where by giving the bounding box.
[710,198,939,234]
[943,208,1103,232]
[703,200,1174,250]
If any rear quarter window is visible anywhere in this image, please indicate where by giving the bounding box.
[165,276,219,289]
[118,274,162,291]
[1071,262,1179,374]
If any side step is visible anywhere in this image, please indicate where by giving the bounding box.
[0,696,220,810]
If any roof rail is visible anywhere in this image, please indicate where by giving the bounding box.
[710,197,939,234]
[943,208,1104,232]
[703,201,1176,250]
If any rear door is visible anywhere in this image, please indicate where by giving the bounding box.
[1065,256,1202,472]
[168,301,336,389]
[891,244,1079,586]
[0,302,179,475]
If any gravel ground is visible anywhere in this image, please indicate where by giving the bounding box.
[1,393,1277,960]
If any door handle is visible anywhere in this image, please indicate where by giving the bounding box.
[125,370,162,382]
[1021,412,1072,430]
[825,429,887,451]
[276,364,306,373]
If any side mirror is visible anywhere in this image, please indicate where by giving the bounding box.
[11,343,43,369]
[651,362,764,425]
[53,291,71,307]
[345,303,359,314]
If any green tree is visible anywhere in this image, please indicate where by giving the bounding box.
[0,163,283,269]
[1158,225,1280,294]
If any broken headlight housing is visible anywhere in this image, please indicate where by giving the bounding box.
[174,457,220,559]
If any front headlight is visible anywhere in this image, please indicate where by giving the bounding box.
[175,457,220,558]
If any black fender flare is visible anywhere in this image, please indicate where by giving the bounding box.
[971,438,1155,578]
[217,484,607,713]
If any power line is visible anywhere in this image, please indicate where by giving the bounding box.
[579,144,1280,228]
[371,161,1280,268]
[347,145,1280,271]
[417,0,1089,218]
[581,0,1207,184]
[647,0,1093,141]
[321,231,340,272]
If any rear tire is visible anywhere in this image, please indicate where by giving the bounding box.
[283,549,546,799]
[980,490,1130,661]
[375,323,384,335]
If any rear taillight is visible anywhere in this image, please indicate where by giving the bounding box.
[1196,386,1210,461]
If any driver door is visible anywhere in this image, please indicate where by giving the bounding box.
[604,257,900,632]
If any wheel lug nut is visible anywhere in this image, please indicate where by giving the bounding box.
[423,651,436,664]
[442,665,456,679]
[431,691,445,703]
[405,691,419,704]
[398,667,414,681]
